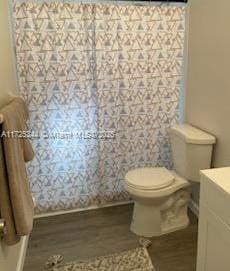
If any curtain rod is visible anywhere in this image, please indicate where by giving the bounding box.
[117,0,187,2]
[13,0,188,5]
[14,0,188,3]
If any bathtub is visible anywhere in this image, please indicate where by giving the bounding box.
[0,236,29,271]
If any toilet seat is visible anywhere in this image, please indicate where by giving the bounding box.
[125,167,175,191]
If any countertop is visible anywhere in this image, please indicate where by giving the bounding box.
[200,167,230,195]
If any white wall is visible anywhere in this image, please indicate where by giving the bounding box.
[0,0,16,105]
[186,0,230,204]
[0,1,28,271]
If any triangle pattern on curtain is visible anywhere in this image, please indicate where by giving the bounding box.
[12,2,186,214]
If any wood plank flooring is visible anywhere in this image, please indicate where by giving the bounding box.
[24,204,198,271]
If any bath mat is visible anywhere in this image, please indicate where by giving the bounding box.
[46,247,155,271]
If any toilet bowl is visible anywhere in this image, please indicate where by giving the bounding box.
[124,124,216,237]
[124,167,191,237]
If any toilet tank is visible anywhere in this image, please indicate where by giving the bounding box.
[170,124,216,183]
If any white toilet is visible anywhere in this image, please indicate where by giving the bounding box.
[124,124,216,237]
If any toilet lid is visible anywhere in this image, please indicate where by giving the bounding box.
[125,167,174,190]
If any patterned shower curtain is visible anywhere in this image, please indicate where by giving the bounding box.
[12,1,186,213]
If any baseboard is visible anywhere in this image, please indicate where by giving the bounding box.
[189,199,199,218]
[34,200,133,219]
[35,199,199,219]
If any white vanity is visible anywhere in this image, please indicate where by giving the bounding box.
[197,167,230,271]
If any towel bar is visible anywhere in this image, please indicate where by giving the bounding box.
[0,219,6,238]
[0,113,5,238]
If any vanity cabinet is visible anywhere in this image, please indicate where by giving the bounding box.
[196,167,230,271]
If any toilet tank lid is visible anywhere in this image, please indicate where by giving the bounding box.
[170,124,216,145]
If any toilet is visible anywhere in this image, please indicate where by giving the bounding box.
[124,124,216,237]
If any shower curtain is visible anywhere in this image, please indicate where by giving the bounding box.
[12,1,186,213]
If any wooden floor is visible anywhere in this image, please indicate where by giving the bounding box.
[24,204,198,271]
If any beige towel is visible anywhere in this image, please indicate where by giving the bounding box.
[0,97,34,245]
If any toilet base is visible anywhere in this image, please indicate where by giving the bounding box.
[130,187,191,237]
